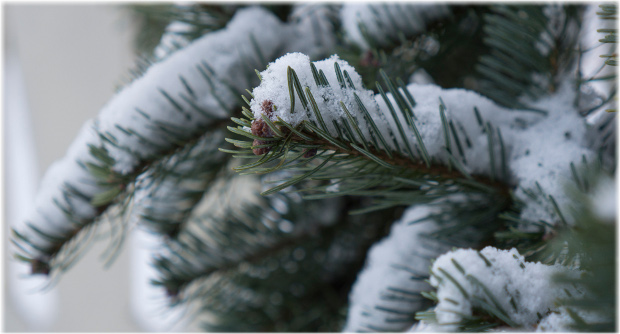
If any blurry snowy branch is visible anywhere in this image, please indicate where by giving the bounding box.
[11,4,339,279]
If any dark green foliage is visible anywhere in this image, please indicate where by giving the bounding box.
[494,191,564,264]
[339,4,584,113]
[476,5,584,111]
[338,6,491,91]
[418,194,510,249]
[152,183,395,331]
[414,6,490,90]
[550,161,616,332]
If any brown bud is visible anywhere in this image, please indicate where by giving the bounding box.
[303,148,317,158]
[251,119,274,138]
[252,139,271,155]
[251,100,278,156]
[261,100,274,117]
[252,100,278,139]
[360,50,380,67]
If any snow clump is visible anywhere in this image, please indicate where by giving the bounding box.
[417,247,580,331]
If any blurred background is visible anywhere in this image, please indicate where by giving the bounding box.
[3,4,182,331]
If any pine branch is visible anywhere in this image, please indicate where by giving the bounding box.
[581,4,617,157]
[11,7,288,277]
[224,55,513,215]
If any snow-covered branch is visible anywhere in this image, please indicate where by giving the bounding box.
[248,53,595,224]
[13,7,289,274]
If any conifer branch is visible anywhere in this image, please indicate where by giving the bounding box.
[224,59,512,214]
[11,7,288,277]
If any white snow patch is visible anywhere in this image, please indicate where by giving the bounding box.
[343,205,451,332]
[512,83,594,224]
[153,20,194,60]
[425,247,580,331]
[250,53,377,136]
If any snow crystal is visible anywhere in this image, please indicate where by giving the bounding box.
[424,247,580,331]
[343,205,451,332]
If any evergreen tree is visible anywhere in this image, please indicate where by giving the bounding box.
[11,3,616,332]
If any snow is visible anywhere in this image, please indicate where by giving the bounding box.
[153,20,194,60]
[409,69,434,85]
[343,204,451,332]
[422,246,580,331]
[535,306,607,332]
[250,53,377,136]
[511,84,594,224]
[340,3,451,50]
[24,121,101,252]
